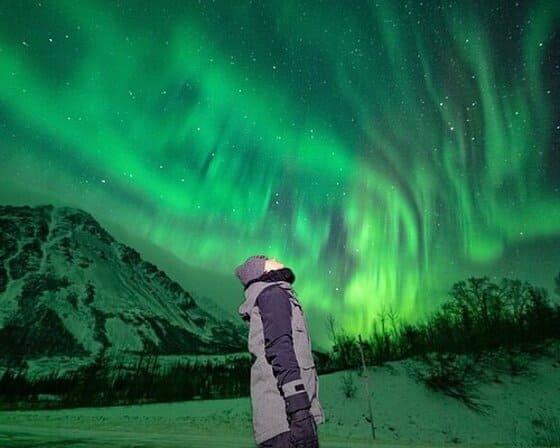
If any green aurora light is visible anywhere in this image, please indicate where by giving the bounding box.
[1,0,559,347]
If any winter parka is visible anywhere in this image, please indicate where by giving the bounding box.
[238,272,325,444]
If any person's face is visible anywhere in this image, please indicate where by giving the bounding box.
[264,257,284,272]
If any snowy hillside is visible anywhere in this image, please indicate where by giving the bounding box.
[0,204,247,366]
[1,342,559,447]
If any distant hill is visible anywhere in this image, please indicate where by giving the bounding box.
[0,204,247,363]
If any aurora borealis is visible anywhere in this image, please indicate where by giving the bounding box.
[1,0,559,349]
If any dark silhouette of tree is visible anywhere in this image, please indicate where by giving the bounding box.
[322,274,560,371]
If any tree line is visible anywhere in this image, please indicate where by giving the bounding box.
[325,274,560,371]
[0,351,251,410]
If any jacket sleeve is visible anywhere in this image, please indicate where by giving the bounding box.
[256,286,311,414]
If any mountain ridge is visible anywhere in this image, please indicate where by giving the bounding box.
[0,204,247,364]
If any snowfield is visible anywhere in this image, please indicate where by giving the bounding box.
[1,345,559,447]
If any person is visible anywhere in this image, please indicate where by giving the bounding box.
[235,255,324,448]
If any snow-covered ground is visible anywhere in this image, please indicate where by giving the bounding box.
[1,343,559,447]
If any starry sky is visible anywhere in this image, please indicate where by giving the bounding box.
[1,0,559,349]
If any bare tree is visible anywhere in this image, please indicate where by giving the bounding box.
[387,306,400,340]
[357,334,376,440]
[326,313,338,349]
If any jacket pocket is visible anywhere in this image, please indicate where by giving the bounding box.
[292,325,315,368]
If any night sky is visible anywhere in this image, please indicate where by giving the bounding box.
[1,0,559,347]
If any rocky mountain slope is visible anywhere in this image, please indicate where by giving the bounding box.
[0,204,246,363]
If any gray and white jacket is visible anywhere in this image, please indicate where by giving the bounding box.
[238,270,325,444]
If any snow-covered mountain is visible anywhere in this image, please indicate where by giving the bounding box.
[0,204,247,362]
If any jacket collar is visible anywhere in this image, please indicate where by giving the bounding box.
[238,280,293,320]
[244,267,295,290]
